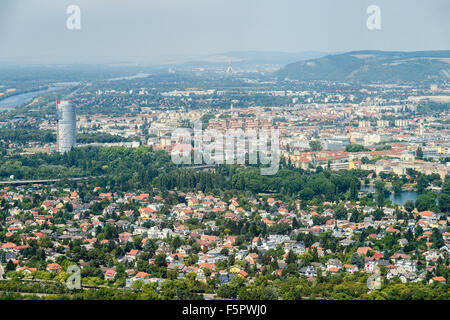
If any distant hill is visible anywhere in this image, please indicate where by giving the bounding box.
[172,51,329,70]
[214,50,328,64]
[276,50,450,82]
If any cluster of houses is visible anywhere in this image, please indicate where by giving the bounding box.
[0,184,449,289]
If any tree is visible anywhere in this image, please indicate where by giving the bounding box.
[228,254,235,266]
[404,200,415,213]
[286,250,297,264]
[350,253,364,268]
[415,225,423,238]
[376,190,385,208]
[405,228,414,242]
[309,140,322,151]
[262,285,278,300]
[155,253,167,268]
[415,192,437,212]
[5,260,15,272]
[350,181,359,201]
[416,147,423,160]
[350,209,359,223]
[373,208,384,221]
[442,176,450,195]
[299,188,315,201]
[416,175,428,194]
[218,284,236,299]
[172,236,182,250]
[335,205,347,220]
[345,144,368,152]
[167,269,178,280]
[374,180,386,208]
[392,181,403,195]
[430,228,444,249]
[438,193,450,213]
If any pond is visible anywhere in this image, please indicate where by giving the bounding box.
[360,185,418,205]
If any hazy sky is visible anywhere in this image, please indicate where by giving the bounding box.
[0,0,449,64]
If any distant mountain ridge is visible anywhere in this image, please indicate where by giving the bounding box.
[172,51,330,69]
[276,50,450,82]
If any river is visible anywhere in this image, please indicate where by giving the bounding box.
[108,73,150,81]
[0,86,65,110]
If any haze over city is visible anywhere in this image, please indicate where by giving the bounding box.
[0,0,449,65]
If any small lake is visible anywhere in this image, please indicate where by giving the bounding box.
[360,185,418,205]
[0,86,65,110]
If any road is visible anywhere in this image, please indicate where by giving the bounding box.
[191,164,215,171]
[0,176,100,185]
[0,165,214,186]
[0,278,140,292]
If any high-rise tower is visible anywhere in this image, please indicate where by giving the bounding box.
[56,100,76,153]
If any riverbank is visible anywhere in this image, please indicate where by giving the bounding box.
[0,86,67,110]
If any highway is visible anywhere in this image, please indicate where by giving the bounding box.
[0,176,96,185]
[0,165,214,185]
